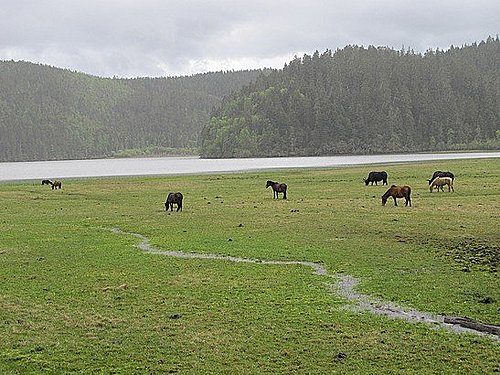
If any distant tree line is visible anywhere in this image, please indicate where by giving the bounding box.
[199,37,499,157]
[0,61,265,161]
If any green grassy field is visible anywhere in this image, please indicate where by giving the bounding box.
[0,158,498,373]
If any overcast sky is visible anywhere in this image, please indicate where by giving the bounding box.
[1,0,498,78]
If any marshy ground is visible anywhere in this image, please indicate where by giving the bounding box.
[0,158,498,373]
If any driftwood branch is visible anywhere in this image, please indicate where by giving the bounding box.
[444,316,500,336]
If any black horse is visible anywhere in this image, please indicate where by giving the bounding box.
[165,192,183,212]
[41,179,52,186]
[266,180,287,199]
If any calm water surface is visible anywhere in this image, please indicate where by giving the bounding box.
[0,152,499,181]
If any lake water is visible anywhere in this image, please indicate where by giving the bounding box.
[0,152,499,182]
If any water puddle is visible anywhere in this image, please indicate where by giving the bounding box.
[110,227,499,340]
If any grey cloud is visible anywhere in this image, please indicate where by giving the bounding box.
[0,0,498,77]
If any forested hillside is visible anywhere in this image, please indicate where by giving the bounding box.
[0,61,264,161]
[200,37,499,157]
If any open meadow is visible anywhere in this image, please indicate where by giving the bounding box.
[0,158,499,373]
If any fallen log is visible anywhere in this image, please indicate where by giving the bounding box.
[444,316,500,336]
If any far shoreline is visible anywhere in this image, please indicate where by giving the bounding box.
[1,151,499,183]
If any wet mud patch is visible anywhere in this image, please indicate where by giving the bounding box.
[443,237,498,273]
[109,227,499,340]
[395,235,498,273]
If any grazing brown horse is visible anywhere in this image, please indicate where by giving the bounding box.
[381,185,411,207]
[165,192,183,212]
[266,180,287,199]
[51,180,62,189]
[41,179,52,186]
[429,176,454,192]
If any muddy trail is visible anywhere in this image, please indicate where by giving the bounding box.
[111,227,499,341]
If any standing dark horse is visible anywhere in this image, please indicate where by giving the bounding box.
[41,179,52,186]
[381,185,411,207]
[51,180,62,189]
[165,192,183,212]
[266,180,287,199]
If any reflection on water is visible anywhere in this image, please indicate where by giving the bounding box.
[0,152,499,181]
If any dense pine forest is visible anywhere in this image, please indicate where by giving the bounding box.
[200,37,499,157]
[0,62,264,161]
[1,38,498,162]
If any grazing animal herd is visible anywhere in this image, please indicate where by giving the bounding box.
[40,168,454,211]
[369,169,455,207]
[41,179,62,189]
